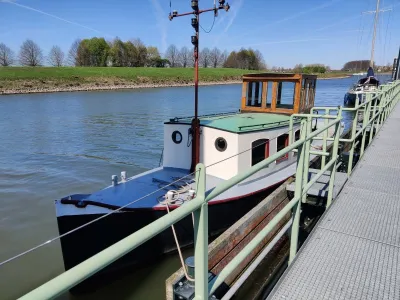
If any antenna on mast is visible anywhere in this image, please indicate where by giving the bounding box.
[169,1,230,173]
[362,0,392,68]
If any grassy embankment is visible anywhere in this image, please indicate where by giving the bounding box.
[0,67,351,95]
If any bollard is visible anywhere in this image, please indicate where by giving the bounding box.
[111,175,118,186]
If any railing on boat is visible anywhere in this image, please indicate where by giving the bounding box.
[237,118,300,131]
[18,80,400,300]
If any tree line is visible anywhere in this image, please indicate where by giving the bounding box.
[223,49,266,70]
[342,60,392,72]
[0,38,266,70]
[292,64,330,74]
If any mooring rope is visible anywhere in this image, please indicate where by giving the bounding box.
[158,189,196,282]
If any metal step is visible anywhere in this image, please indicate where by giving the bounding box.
[286,168,348,200]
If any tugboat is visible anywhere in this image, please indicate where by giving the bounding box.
[55,73,328,283]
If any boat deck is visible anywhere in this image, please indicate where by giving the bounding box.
[166,112,294,133]
[268,104,400,299]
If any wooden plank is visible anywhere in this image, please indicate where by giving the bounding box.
[240,107,295,115]
[241,82,247,111]
[271,82,277,110]
[294,81,301,113]
[262,81,267,108]
[165,178,293,299]
[243,78,300,83]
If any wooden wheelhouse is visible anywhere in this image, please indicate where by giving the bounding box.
[240,73,317,115]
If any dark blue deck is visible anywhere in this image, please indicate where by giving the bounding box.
[75,167,193,209]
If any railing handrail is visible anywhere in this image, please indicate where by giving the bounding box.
[18,80,400,300]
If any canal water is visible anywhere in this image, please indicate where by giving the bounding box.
[0,76,389,300]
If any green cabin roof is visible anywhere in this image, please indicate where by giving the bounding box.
[167,112,294,133]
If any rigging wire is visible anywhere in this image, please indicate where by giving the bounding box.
[356,12,365,75]
[386,7,393,69]
[200,14,216,33]
[199,0,217,33]
[382,9,391,70]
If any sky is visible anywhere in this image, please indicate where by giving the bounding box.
[0,0,399,69]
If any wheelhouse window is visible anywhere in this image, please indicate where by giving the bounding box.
[252,139,269,166]
[246,81,263,107]
[276,82,295,109]
[276,134,289,163]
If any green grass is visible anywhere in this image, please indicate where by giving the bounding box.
[0,67,253,81]
[0,67,351,94]
[0,67,351,81]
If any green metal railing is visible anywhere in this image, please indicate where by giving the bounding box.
[19,80,400,300]
[311,80,400,176]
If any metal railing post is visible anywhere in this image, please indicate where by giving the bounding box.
[289,119,307,264]
[301,116,312,203]
[377,86,385,130]
[360,93,372,157]
[347,105,359,176]
[327,108,342,207]
[288,116,294,158]
[193,163,208,300]
[384,85,391,120]
[321,108,328,168]
[368,93,378,145]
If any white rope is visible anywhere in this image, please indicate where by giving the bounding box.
[158,189,196,282]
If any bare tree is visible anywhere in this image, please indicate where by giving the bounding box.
[0,43,15,66]
[131,38,147,67]
[210,47,222,68]
[146,46,160,67]
[220,50,228,67]
[190,50,195,67]
[254,49,266,70]
[67,39,81,66]
[293,64,303,72]
[19,39,43,66]
[165,44,179,67]
[178,46,191,68]
[48,45,64,67]
[110,38,127,67]
[200,47,211,68]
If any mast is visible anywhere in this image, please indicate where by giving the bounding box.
[370,0,380,68]
[394,47,400,80]
[169,1,230,173]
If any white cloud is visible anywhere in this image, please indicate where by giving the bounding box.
[149,0,168,52]
[213,0,244,47]
[1,0,111,36]
[229,37,332,48]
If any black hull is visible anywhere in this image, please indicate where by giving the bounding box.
[344,92,359,107]
[57,187,277,293]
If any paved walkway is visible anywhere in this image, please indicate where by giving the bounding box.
[268,103,400,300]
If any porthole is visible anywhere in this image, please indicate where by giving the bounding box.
[172,131,183,144]
[215,137,227,152]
